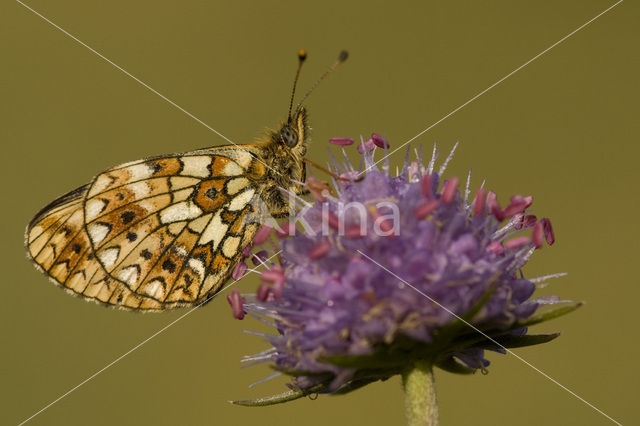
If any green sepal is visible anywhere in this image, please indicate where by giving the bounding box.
[330,378,379,395]
[231,382,328,407]
[490,332,560,349]
[449,301,582,352]
[516,301,583,328]
[329,367,398,395]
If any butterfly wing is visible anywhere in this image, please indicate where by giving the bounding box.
[26,148,267,311]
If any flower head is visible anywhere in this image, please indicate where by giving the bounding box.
[230,136,579,405]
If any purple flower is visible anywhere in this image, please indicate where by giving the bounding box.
[230,137,579,405]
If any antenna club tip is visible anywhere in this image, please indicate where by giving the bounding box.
[298,49,307,61]
[338,50,349,62]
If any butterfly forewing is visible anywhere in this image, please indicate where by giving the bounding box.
[26,148,265,311]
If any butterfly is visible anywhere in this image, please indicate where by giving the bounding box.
[25,50,348,311]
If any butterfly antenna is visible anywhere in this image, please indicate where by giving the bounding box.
[295,50,348,113]
[287,50,308,123]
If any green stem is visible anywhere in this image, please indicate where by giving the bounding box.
[402,361,439,426]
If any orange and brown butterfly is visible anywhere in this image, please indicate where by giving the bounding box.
[25,50,348,311]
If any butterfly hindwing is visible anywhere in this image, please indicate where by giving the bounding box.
[26,149,265,311]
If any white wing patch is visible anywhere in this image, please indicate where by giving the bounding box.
[228,189,255,211]
[88,223,111,245]
[222,236,241,258]
[129,181,151,198]
[98,247,120,268]
[226,149,252,169]
[128,163,155,181]
[223,162,243,176]
[118,265,140,286]
[188,258,206,278]
[144,280,165,299]
[85,199,108,221]
[226,177,249,195]
[181,156,212,178]
[89,174,115,197]
[160,201,203,224]
[199,210,227,248]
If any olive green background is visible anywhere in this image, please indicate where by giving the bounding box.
[1,1,637,425]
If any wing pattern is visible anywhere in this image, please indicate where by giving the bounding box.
[26,149,265,311]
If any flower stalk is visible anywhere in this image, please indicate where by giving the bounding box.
[402,361,438,426]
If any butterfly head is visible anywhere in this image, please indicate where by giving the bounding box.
[278,106,309,155]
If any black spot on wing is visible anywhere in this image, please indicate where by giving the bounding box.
[151,162,164,174]
[205,187,217,199]
[120,211,136,224]
[162,259,176,273]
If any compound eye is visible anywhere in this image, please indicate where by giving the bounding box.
[280,126,298,147]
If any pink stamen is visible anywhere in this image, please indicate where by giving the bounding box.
[486,241,504,255]
[329,137,354,146]
[252,250,268,266]
[510,195,533,209]
[306,176,330,202]
[371,133,389,149]
[515,216,524,230]
[357,138,375,154]
[326,211,340,230]
[515,214,538,230]
[261,267,284,285]
[345,225,365,238]
[441,177,459,204]
[242,244,253,258]
[309,241,331,259]
[532,221,544,248]
[257,283,271,302]
[473,188,485,216]
[540,218,555,245]
[226,288,245,320]
[523,214,537,227]
[421,174,432,198]
[232,261,247,280]
[378,218,395,236]
[273,280,284,299]
[253,225,273,245]
[276,222,296,238]
[414,199,439,219]
[504,236,531,250]
[503,195,533,217]
[486,191,505,221]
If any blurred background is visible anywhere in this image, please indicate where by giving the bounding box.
[1,1,637,424]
